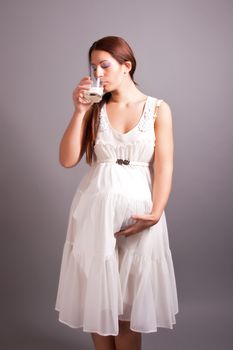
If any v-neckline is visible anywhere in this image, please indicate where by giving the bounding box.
[103,96,150,136]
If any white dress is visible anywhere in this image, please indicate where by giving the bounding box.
[55,96,179,336]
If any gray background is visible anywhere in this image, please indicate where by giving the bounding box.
[1,0,232,349]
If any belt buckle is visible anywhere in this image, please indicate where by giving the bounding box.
[116,158,130,165]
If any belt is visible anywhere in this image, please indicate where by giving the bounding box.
[97,158,150,167]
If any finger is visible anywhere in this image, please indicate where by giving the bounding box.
[81,76,91,81]
[79,76,91,84]
[120,221,152,237]
[73,79,92,92]
[73,85,91,94]
[79,81,93,88]
[73,90,89,102]
[114,226,136,237]
[114,229,127,238]
[123,230,139,237]
[74,93,90,105]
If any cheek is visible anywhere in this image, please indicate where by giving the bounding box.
[111,69,124,82]
[109,65,123,77]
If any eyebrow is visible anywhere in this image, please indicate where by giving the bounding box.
[91,60,109,66]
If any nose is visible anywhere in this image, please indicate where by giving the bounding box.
[94,66,104,79]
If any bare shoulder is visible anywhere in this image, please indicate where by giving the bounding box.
[157,100,172,119]
[154,100,173,127]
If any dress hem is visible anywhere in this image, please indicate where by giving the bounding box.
[55,307,179,336]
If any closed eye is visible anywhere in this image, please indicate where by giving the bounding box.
[92,63,111,71]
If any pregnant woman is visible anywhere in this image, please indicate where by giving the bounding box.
[55,35,179,350]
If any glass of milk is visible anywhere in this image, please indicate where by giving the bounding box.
[83,66,104,104]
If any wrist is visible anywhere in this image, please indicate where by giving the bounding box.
[150,209,163,220]
[73,109,85,119]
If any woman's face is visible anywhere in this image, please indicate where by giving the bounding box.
[90,50,128,92]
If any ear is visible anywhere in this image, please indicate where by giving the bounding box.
[124,60,132,73]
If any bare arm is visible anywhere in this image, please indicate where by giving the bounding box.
[114,100,174,238]
[59,76,93,168]
[151,101,174,217]
[59,110,87,168]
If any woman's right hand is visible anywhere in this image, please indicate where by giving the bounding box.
[72,76,93,114]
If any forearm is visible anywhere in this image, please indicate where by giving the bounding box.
[59,110,86,168]
[151,164,173,218]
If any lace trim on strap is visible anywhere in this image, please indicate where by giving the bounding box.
[98,97,163,133]
[138,97,158,132]
[98,105,109,132]
[153,99,164,120]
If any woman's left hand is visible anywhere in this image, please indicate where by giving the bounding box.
[114,213,161,238]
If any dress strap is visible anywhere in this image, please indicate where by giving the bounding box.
[153,99,164,120]
[98,103,109,132]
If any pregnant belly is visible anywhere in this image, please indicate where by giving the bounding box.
[70,175,153,256]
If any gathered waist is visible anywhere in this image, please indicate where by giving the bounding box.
[96,158,151,167]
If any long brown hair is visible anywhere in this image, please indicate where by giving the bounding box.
[82,36,138,165]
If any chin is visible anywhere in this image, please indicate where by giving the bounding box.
[103,86,112,93]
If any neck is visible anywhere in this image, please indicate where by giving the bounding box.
[109,78,145,105]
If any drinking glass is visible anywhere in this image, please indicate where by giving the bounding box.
[83,66,104,104]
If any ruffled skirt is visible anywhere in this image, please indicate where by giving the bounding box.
[55,184,179,336]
